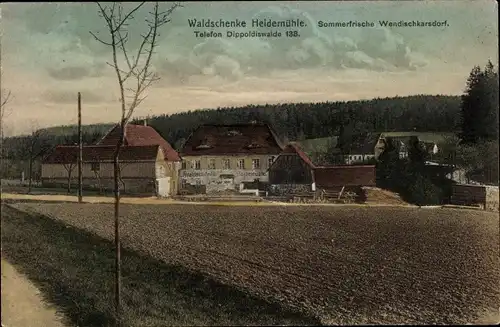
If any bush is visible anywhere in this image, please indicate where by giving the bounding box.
[403,175,443,206]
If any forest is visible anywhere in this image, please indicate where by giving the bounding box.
[2,94,461,161]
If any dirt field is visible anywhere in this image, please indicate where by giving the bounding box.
[7,203,500,325]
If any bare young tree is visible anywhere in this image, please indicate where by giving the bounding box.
[0,89,11,121]
[21,123,50,193]
[62,162,76,194]
[90,2,180,325]
[0,88,12,192]
[0,88,12,156]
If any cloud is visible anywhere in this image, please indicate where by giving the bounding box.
[3,11,107,80]
[148,4,430,84]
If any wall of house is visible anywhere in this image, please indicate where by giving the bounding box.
[268,154,313,184]
[314,166,376,189]
[41,161,156,195]
[182,155,276,171]
[154,156,181,196]
[41,177,156,195]
[268,184,312,196]
[343,154,376,164]
[485,186,499,212]
[179,154,276,194]
[170,161,182,195]
[446,169,468,184]
[42,162,156,179]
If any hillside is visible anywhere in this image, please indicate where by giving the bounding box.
[2,95,461,163]
[139,94,461,150]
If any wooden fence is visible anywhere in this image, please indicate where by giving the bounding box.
[450,184,499,212]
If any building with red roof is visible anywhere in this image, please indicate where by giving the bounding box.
[178,122,284,194]
[268,142,376,196]
[41,123,181,196]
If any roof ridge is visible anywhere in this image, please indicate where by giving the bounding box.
[200,123,268,127]
[314,165,376,169]
[55,144,161,149]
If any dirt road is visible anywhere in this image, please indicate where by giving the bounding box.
[1,259,67,327]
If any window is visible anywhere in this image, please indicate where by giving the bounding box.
[181,161,186,169]
[268,156,275,168]
[237,159,245,169]
[181,179,187,187]
[91,162,100,172]
[195,179,201,185]
[194,160,201,170]
[208,158,216,169]
[223,159,231,170]
[252,159,260,169]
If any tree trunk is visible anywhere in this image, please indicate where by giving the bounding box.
[113,155,121,326]
[78,92,83,202]
[67,168,72,194]
[113,132,124,327]
[28,158,33,193]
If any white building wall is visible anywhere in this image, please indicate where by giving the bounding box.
[179,169,268,193]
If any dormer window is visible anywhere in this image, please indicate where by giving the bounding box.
[246,140,262,149]
[226,130,242,136]
[196,144,213,149]
[195,137,213,150]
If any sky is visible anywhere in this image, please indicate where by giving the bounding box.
[0,1,498,136]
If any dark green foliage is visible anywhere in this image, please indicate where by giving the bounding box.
[376,137,402,189]
[376,136,446,206]
[403,174,443,206]
[129,95,460,147]
[61,130,104,146]
[460,60,499,144]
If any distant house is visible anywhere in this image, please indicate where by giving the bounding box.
[339,133,381,164]
[421,141,439,155]
[41,123,181,196]
[268,142,376,195]
[179,123,284,194]
[377,131,455,159]
[376,136,410,160]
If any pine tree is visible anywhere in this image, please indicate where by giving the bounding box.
[483,60,499,140]
[461,61,499,143]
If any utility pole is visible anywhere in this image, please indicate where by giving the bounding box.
[78,92,83,203]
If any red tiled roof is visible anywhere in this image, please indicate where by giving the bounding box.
[42,145,160,164]
[313,165,376,187]
[98,124,180,161]
[181,124,283,156]
[281,142,316,168]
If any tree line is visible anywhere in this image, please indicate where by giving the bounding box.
[2,94,461,166]
[137,94,461,150]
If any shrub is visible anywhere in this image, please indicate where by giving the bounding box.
[403,175,443,206]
